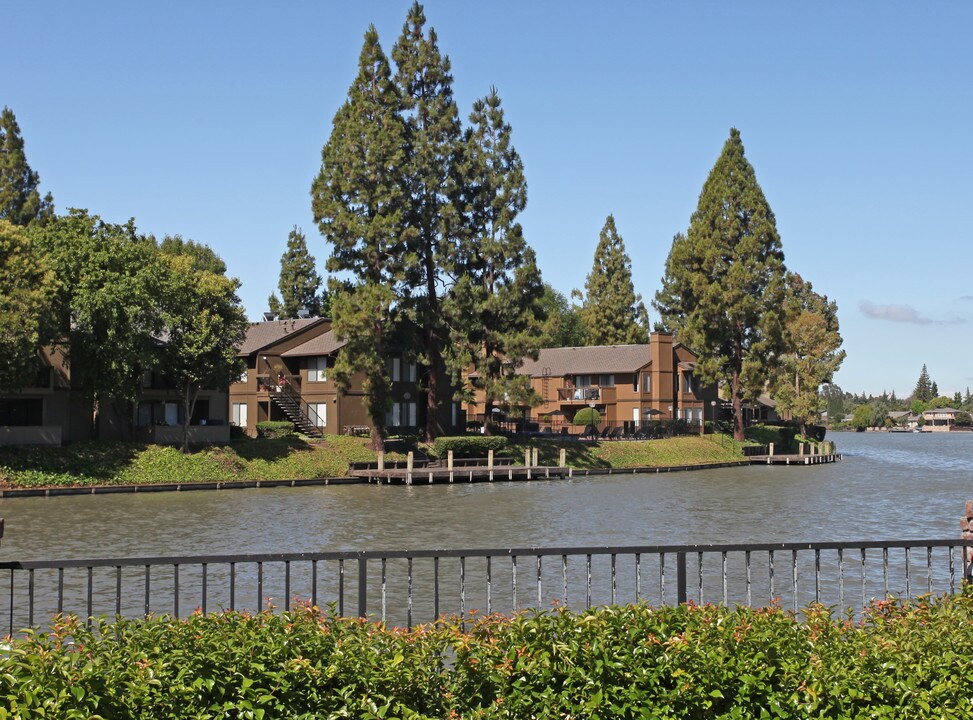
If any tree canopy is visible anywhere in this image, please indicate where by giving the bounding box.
[445,89,544,432]
[0,219,55,390]
[654,128,788,440]
[538,284,586,348]
[771,274,845,433]
[577,214,648,346]
[0,107,54,227]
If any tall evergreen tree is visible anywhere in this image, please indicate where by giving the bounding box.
[913,364,933,403]
[311,26,408,451]
[771,274,845,435]
[267,226,326,319]
[653,128,787,441]
[577,215,648,345]
[445,89,544,434]
[392,2,462,441]
[0,107,54,226]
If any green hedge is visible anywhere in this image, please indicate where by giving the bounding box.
[432,435,507,458]
[255,420,294,439]
[4,593,973,718]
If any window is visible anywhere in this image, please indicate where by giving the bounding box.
[136,402,153,427]
[307,402,327,428]
[0,398,43,426]
[683,372,694,394]
[389,357,416,383]
[231,402,248,428]
[386,402,417,427]
[308,356,327,382]
[642,373,651,393]
[164,402,179,427]
[575,375,591,388]
[142,369,153,389]
[599,374,615,388]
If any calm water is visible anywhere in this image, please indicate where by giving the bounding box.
[2,431,970,561]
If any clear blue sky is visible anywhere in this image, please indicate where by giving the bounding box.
[5,2,972,398]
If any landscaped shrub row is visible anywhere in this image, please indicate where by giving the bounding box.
[3,593,973,718]
[432,435,507,458]
[255,420,296,439]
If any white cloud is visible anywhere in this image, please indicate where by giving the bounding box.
[859,301,933,324]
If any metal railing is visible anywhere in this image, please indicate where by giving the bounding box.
[2,539,970,635]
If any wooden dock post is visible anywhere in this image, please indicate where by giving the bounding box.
[532,448,539,467]
[488,449,494,481]
[377,452,385,472]
[406,452,414,485]
[448,450,454,483]
[769,442,775,457]
[559,448,566,468]
[524,449,530,467]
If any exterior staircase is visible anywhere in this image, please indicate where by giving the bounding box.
[269,381,323,438]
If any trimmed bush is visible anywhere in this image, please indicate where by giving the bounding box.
[432,435,507,458]
[255,420,294,439]
[572,407,601,426]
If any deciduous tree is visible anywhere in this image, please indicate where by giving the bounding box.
[0,220,54,389]
[538,284,587,348]
[0,107,54,226]
[654,128,787,441]
[32,210,165,435]
[311,27,408,451]
[445,89,544,434]
[158,234,227,275]
[392,2,463,441]
[267,226,326,319]
[771,274,845,435]
[577,215,648,345]
[157,254,248,452]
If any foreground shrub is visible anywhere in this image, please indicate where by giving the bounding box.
[432,435,507,458]
[4,593,973,718]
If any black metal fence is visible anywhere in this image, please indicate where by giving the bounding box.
[2,539,970,635]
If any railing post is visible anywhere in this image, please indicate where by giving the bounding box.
[676,551,687,604]
[357,555,367,618]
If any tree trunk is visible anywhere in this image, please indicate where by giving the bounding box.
[424,263,442,443]
[369,423,386,452]
[731,371,746,442]
[181,383,198,454]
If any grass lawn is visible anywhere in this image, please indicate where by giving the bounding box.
[0,432,757,489]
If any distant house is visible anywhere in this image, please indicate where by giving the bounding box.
[464,331,718,430]
[922,407,960,431]
[229,318,463,438]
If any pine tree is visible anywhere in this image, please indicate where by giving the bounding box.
[654,128,788,441]
[267,226,326,319]
[311,26,408,451]
[913,364,932,403]
[931,380,939,398]
[577,215,648,345]
[446,88,545,434]
[392,2,462,441]
[0,107,54,226]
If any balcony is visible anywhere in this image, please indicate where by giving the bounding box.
[557,386,616,403]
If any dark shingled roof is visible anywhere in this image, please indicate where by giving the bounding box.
[282,330,346,357]
[516,345,653,377]
[237,318,327,356]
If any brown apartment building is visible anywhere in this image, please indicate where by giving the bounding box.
[465,332,718,430]
[229,318,463,437]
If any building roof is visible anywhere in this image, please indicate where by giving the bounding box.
[923,407,959,414]
[281,330,347,357]
[515,345,653,377]
[237,318,327,356]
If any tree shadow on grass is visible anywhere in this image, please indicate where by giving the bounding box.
[0,441,143,483]
[228,436,312,463]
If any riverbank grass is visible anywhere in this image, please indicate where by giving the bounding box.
[0,433,749,489]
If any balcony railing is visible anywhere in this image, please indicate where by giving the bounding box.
[557,387,601,402]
